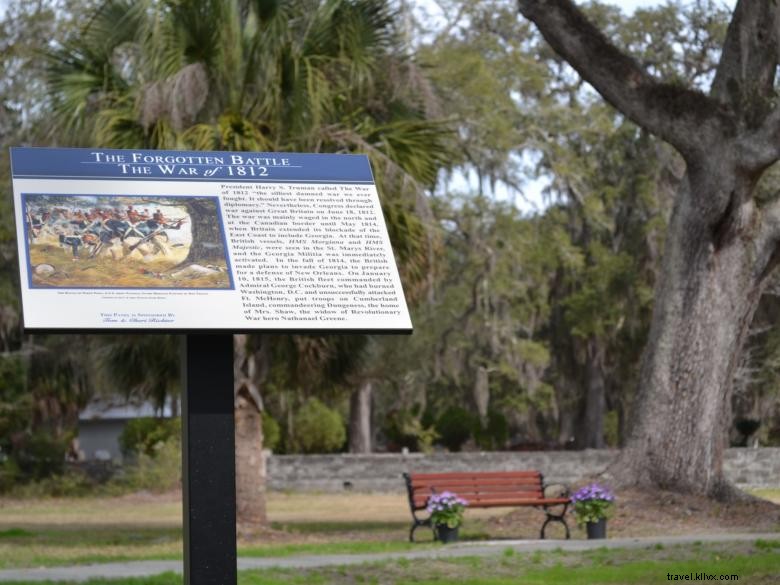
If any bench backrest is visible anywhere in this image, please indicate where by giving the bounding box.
[404,471,544,510]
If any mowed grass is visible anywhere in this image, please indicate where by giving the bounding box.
[0,493,450,569]
[0,490,776,570]
[0,541,779,585]
[751,488,780,503]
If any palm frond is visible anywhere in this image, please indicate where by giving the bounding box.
[94,105,145,148]
[95,335,180,412]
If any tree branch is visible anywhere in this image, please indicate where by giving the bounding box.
[737,106,780,174]
[710,0,779,126]
[517,0,728,159]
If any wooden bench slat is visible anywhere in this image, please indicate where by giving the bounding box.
[409,471,540,480]
[411,488,543,499]
[411,495,568,508]
[412,489,543,500]
[414,484,542,495]
[415,491,547,502]
[413,495,542,506]
[456,497,570,508]
[411,479,542,490]
[464,494,568,503]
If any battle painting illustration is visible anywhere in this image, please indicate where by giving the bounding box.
[24,194,232,289]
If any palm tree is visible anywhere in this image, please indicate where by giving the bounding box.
[95,334,181,415]
[46,0,452,535]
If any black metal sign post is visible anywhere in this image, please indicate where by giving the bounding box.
[182,334,237,585]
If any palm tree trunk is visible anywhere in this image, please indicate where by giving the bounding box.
[233,334,268,537]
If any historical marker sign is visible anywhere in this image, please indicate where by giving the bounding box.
[10,147,412,332]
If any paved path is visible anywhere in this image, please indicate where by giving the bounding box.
[1,533,776,582]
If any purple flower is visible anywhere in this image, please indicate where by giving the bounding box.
[572,483,615,503]
[426,491,469,512]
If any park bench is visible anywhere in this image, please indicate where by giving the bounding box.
[402,470,571,542]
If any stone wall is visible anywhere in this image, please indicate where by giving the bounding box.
[267,448,780,492]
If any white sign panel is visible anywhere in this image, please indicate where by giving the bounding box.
[10,147,412,332]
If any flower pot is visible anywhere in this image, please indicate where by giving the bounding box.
[435,524,460,544]
[586,518,607,539]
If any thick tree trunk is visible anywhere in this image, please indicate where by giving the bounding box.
[348,379,373,453]
[614,173,763,497]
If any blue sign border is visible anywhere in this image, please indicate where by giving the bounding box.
[10,147,375,183]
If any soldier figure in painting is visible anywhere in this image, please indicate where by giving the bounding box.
[25,194,230,289]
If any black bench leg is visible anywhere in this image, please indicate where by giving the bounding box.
[540,510,570,540]
[409,519,432,543]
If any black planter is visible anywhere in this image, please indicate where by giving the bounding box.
[586,518,607,539]
[435,524,460,544]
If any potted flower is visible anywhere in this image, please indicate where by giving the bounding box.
[426,491,468,543]
[571,483,615,539]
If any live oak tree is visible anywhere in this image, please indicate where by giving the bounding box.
[535,1,727,450]
[518,0,780,497]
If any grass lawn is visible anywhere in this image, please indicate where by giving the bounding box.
[0,541,778,584]
[0,493,499,569]
[751,488,780,504]
[0,493,435,569]
[0,489,777,570]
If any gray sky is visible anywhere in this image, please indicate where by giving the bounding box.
[0,0,738,18]
[596,0,735,12]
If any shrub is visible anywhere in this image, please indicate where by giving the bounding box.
[473,410,509,451]
[14,431,69,480]
[289,398,345,454]
[0,460,20,493]
[119,417,181,458]
[435,406,475,452]
[261,411,280,452]
[382,407,438,453]
[13,468,95,497]
[115,436,181,493]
